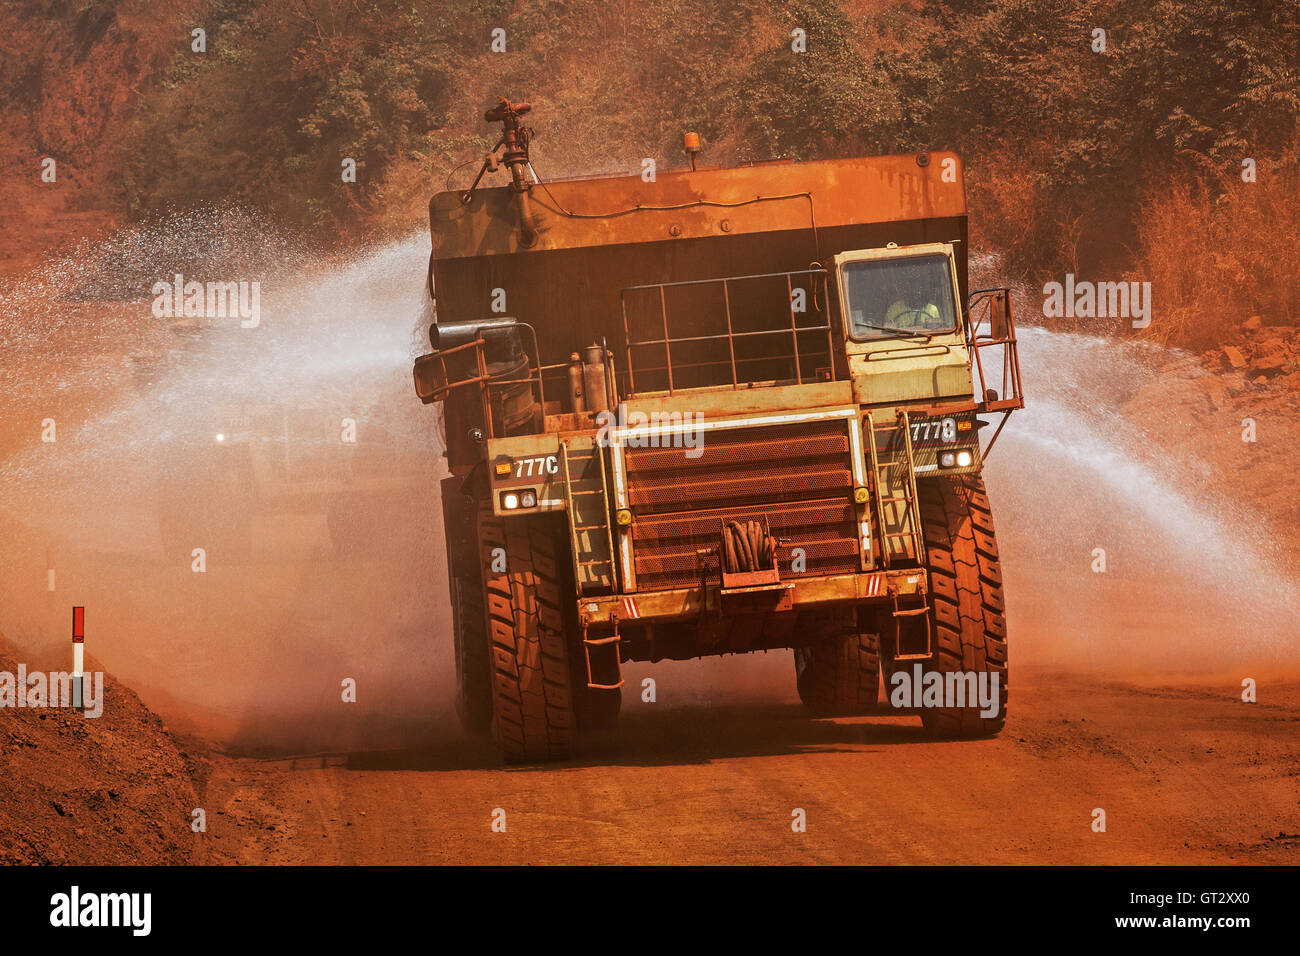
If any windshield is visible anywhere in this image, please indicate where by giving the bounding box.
[842,253,959,340]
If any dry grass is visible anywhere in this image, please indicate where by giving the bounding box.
[1130,152,1300,349]
[965,157,1056,281]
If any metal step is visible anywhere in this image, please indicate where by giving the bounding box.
[583,628,624,690]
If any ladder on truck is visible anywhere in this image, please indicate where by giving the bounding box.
[560,440,618,592]
[865,409,925,566]
[864,410,932,661]
[560,440,624,689]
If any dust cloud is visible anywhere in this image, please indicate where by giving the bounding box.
[0,218,1294,755]
[0,212,453,753]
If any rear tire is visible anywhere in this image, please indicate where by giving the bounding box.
[445,483,492,735]
[795,616,881,717]
[450,573,493,735]
[912,475,1008,737]
[477,501,575,762]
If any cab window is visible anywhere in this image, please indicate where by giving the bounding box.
[842,253,958,341]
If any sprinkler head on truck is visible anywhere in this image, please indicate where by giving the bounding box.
[414,100,1025,763]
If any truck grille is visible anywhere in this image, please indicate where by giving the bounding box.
[624,419,859,590]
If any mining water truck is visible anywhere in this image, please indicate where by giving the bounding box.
[414,100,1024,762]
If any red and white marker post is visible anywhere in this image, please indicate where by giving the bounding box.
[72,606,84,710]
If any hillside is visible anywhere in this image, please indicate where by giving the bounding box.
[0,630,202,865]
[0,0,1296,351]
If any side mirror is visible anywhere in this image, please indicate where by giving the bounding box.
[989,291,1012,340]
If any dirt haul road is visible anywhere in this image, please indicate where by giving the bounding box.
[194,670,1300,866]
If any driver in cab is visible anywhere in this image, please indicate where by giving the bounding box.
[882,299,945,333]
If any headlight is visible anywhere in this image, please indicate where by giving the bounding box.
[956,450,973,467]
[500,489,538,510]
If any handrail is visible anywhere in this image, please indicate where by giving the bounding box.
[620,268,836,396]
[963,288,1024,459]
[964,288,1024,414]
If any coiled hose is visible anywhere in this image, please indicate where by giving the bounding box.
[722,519,778,573]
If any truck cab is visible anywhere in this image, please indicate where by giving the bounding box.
[837,242,974,405]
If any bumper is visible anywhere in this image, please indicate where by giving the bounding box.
[576,567,927,626]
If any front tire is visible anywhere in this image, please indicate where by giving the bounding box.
[912,475,1008,737]
[477,502,575,762]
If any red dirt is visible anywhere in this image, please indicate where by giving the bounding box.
[197,669,1300,865]
[0,631,202,865]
